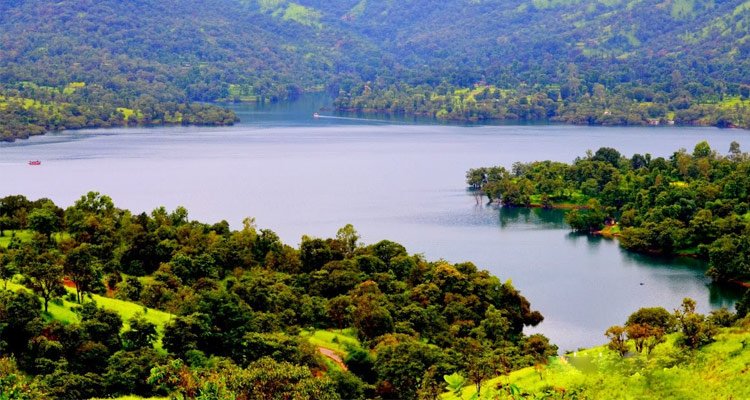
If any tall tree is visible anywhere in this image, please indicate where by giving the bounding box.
[15,236,64,313]
[63,243,102,303]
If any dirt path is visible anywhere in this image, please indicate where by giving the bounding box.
[318,347,348,371]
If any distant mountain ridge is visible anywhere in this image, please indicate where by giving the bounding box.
[1,0,749,140]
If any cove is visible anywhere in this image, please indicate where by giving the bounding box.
[0,97,747,351]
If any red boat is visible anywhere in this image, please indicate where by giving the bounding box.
[28,160,41,166]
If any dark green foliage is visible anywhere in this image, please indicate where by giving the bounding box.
[345,348,376,384]
[14,235,65,313]
[122,314,158,351]
[238,332,316,367]
[42,370,104,400]
[566,199,607,232]
[373,338,449,400]
[0,290,42,357]
[103,349,165,397]
[1,194,555,400]
[328,370,368,400]
[470,144,750,282]
[626,307,674,331]
[737,290,750,319]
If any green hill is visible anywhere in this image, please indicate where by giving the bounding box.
[3,0,750,139]
[443,319,750,399]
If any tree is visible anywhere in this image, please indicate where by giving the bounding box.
[79,303,124,353]
[122,314,158,350]
[16,237,65,313]
[0,216,11,237]
[335,224,360,257]
[0,357,45,400]
[64,243,103,303]
[523,334,557,379]
[27,201,62,238]
[692,141,712,158]
[300,237,335,272]
[673,298,717,349]
[327,295,354,329]
[104,348,165,397]
[163,314,210,358]
[605,325,628,356]
[0,290,42,356]
[0,249,17,290]
[373,339,447,400]
[565,199,607,232]
[591,147,622,167]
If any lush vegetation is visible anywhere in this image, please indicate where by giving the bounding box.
[331,0,750,128]
[468,141,750,283]
[5,0,750,140]
[443,299,750,399]
[0,193,554,399]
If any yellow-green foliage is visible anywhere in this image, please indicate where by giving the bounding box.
[6,281,173,348]
[6,281,80,324]
[443,323,750,399]
[714,96,750,110]
[734,0,750,15]
[348,0,367,18]
[300,328,361,355]
[531,0,581,10]
[117,107,142,122]
[0,230,33,248]
[258,0,285,12]
[228,84,259,102]
[672,0,696,19]
[87,291,173,345]
[670,181,689,188]
[63,82,86,95]
[282,3,322,28]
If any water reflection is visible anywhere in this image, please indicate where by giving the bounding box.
[497,206,567,229]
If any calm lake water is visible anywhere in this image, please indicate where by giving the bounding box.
[1,96,747,351]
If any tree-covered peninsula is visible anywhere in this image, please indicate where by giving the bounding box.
[468,142,750,283]
[0,193,554,399]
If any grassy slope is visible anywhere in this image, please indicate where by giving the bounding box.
[300,328,362,372]
[443,322,750,399]
[5,281,174,349]
[300,328,361,355]
[0,230,33,247]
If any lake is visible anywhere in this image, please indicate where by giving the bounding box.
[1,96,747,351]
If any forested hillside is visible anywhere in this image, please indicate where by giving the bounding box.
[0,193,554,399]
[3,0,750,140]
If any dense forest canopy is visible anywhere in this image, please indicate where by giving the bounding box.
[467,141,750,283]
[3,0,750,140]
[0,193,554,399]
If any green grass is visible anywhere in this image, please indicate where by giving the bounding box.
[87,290,174,347]
[443,322,750,399]
[0,230,34,247]
[0,230,72,247]
[300,328,361,355]
[5,280,174,348]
